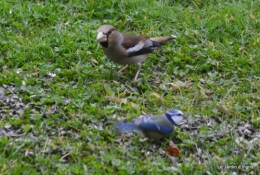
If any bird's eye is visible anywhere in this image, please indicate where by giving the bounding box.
[105,30,112,36]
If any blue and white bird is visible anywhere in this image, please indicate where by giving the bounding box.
[115,109,184,140]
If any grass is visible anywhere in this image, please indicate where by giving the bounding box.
[0,0,259,174]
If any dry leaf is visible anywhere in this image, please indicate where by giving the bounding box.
[166,140,181,156]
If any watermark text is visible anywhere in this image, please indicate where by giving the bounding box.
[219,165,254,170]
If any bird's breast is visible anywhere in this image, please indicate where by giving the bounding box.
[142,130,168,140]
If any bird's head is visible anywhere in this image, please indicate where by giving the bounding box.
[165,109,184,125]
[96,25,120,48]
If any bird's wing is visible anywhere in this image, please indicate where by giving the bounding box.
[135,115,174,135]
[137,122,174,135]
[121,34,162,57]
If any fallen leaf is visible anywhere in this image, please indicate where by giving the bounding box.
[166,140,181,156]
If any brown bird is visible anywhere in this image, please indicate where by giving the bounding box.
[96,25,176,81]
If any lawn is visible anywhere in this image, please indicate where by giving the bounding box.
[0,0,259,174]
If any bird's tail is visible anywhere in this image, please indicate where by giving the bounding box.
[115,121,138,132]
[150,35,177,44]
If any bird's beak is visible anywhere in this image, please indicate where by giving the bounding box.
[96,32,107,42]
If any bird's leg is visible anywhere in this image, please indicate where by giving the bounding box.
[133,63,142,82]
[117,64,129,74]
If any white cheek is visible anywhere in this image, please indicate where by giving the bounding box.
[172,115,183,124]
